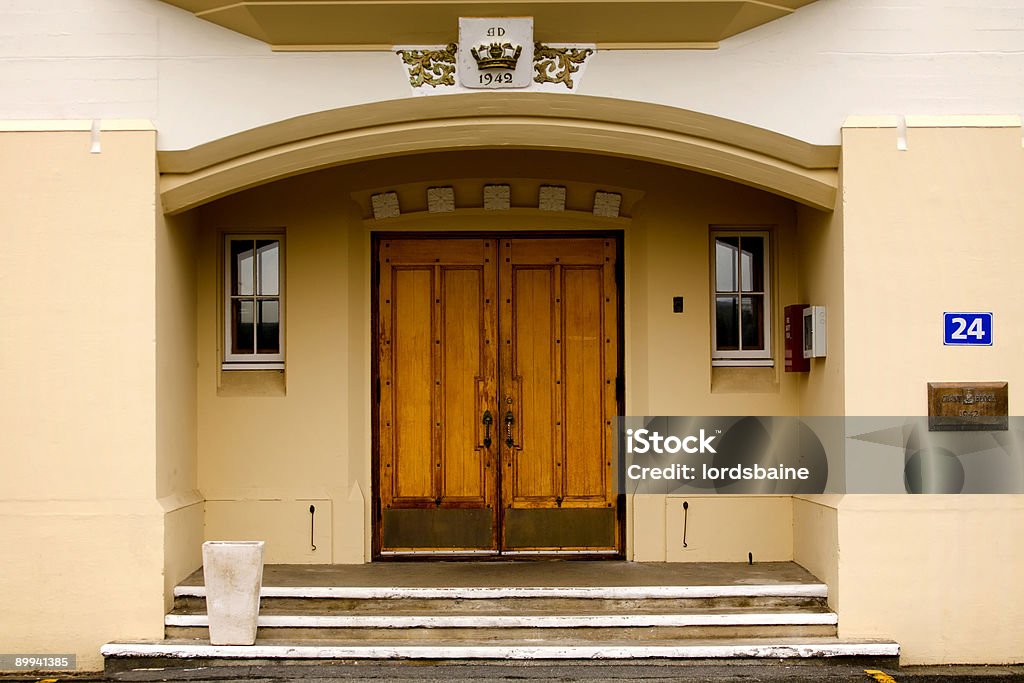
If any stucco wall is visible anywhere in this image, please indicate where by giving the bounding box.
[837,119,1024,665]
[837,495,1024,665]
[843,118,1024,415]
[0,124,166,671]
[156,207,202,610]
[792,496,840,611]
[2,0,1023,149]
[196,169,368,563]
[624,153,801,563]
[789,187,846,611]
[796,200,844,416]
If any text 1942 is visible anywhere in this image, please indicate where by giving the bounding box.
[479,72,513,85]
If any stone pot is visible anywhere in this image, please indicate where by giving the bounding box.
[201,540,264,645]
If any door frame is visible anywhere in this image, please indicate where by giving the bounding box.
[370,230,626,561]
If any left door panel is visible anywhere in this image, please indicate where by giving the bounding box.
[377,238,499,553]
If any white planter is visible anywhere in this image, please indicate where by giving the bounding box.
[201,540,265,645]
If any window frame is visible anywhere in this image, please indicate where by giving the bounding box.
[710,227,773,365]
[223,233,285,370]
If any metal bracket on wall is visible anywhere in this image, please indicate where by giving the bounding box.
[309,504,317,552]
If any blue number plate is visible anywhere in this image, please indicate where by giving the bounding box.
[943,312,993,346]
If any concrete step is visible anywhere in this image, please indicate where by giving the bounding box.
[168,582,838,641]
[166,609,838,628]
[173,582,828,601]
[166,623,838,641]
[171,583,830,620]
[174,593,829,613]
[102,637,900,675]
[106,563,900,674]
[171,596,831,614]
[164,608,839,641]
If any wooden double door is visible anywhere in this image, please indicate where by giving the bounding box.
[375,234,621,556]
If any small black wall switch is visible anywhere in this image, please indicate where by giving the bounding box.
[672,296,684,313]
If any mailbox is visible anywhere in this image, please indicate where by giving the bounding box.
[803,306,827,359]
[784,304,810,372]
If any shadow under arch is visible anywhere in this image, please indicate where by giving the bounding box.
[157,93,839,214]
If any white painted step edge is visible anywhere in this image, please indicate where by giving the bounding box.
[166,612,838,629]
[102,641,900,660]
[173,584,828,600]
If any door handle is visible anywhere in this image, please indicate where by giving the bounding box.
[504,410,516,449]
[481,410,493,449]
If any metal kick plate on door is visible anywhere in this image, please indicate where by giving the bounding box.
[503,508,616,549]
[383,509,494,550]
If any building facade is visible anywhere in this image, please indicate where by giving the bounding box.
[2,0,1024,671]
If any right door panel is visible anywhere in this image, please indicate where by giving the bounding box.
[499,237,620,552]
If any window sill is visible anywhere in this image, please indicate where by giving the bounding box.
[222,362,285,371]
[218,368,286,397]
[711,364,779,394]
[711,359,774,368]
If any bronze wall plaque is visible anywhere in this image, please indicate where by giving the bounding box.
[927,382,1008,431]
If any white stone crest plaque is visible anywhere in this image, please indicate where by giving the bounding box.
[459,17,534,89]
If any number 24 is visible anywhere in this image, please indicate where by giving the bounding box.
[950,317,986,340]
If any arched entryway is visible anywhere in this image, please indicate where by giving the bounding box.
[158,93,838,215]
[174,99,839,566]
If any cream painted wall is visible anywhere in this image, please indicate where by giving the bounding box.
[2,0,1024,149]
[193,151,805,564]
[843,120,1024,416]
[627,171,799,418]
[664,496,793,563]
[0,125,166,671]
[837,119,1024,664]
[196,170,367,563]
[792,496,840,610]
[837,496,1024,665]
[796,201,844,417]
[156,207,201,609]
[789,190,846,609]
[625,156,802,562]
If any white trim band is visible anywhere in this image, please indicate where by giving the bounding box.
[174,584,828,600]
[166,612,838,629]
[102,641,899,660]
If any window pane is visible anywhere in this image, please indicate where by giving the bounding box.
[715,237,739,292]
[741,295,765,350]
[716,295,739,351]
[231,240,254,296]
[256,240,280,296]
[740,237,764,293]
[231,300,254,354]
[256,300,280,354]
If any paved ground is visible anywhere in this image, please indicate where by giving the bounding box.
[4,662,1024,682]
